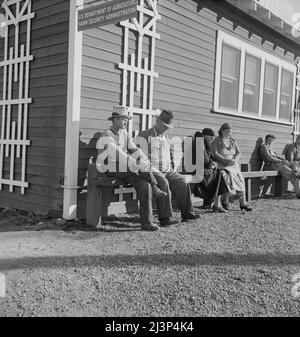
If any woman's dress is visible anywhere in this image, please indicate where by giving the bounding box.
[214,137,245,193]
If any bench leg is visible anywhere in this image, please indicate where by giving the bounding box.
[87,185,103,227]
[96,216,102,229]
[275,175,283,196]
[247,178,251,202]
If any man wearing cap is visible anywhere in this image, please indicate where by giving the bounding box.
[260,134,300,198]
[96,106,174,231]
[137,109,200,222]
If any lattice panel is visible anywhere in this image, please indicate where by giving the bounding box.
[115,0,161,199]
[119,0,161,136]
[0,0,34,194]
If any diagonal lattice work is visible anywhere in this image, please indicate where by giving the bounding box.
[115,0,161,201]
[0,0,35,194]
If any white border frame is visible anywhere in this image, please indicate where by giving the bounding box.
[214,30,296,125]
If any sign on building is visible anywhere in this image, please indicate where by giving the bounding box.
[78,0,137,31]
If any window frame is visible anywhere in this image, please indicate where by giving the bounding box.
[214,30,296,125]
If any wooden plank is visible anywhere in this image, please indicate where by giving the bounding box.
[30,64,69,79]
[32,0,67,12]
[242,171,279,178]
[0,191,63,214]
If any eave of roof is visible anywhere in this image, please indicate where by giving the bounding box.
[225,0,300,46]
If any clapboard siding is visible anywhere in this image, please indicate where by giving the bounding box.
[153,0,298,158]
[0,0,70,215]
[78,0,300,218]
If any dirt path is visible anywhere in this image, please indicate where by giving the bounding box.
[0,196,299,317]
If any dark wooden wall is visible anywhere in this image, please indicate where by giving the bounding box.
[77,0,300,217]
[0,0,70,214]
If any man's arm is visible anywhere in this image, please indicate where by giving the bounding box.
[133,134,150,160]
[232,139,241,162]
[97,130,132,165]
[260,144,281,163]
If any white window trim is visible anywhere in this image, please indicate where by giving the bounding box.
[214,30,296,125]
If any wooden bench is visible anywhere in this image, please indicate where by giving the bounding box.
[241,162,282,202]
[86,163,138,228]
[86,163,203,228]
[86,137,204,227]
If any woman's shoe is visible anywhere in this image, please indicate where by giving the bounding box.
[240,204,253,212]
[213,205,228,213]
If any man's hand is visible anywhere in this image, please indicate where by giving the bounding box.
[204,168,213,176]
[128,157,139,173]
[280,159,289,166]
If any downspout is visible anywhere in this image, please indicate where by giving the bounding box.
[63,0,83,220]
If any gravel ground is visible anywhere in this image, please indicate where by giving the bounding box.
[0,195,299,317]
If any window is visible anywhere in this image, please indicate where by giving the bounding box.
[280,69,294,120]
[219,44,240,110]
[243,54,261,114]
[262,62,278,118]
[214,31,296,124]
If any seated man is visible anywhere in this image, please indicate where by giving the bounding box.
[137,109,200,222]
[96,106,179,231]
[260,134,300,198]
[282,134,300,163]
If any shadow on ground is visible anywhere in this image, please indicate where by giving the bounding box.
[0,253,299,271]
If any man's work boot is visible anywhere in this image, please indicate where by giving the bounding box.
[141,222,160,231]
[181,212,200,222]
[159,218,180,227]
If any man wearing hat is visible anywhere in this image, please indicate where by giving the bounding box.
[137,109,200,223]
[96,106,172,231]
[260,134,300,198]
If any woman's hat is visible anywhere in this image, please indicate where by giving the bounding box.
[202,128,215,137]
[108,106,132,121]
[157,109,174,128]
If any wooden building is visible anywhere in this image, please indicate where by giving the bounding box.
[0,0,299,219]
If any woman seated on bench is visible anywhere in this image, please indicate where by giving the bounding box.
[211,123,253,212]
[260,134,300,199]
[193,128,229,211]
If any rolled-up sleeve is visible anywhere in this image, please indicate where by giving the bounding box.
[260,144,280,163]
